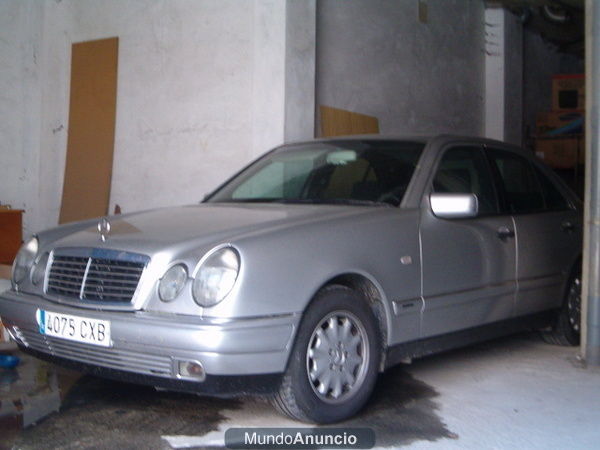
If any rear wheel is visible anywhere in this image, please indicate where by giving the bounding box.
[272,285,380,423]
[542,273,581,346]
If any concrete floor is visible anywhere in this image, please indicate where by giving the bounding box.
[1,277,599,449]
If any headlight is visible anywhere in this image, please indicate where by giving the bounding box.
[12,237,39,287]
[31,252,49,286]
[158,264,188,302]
[192,247,240,307]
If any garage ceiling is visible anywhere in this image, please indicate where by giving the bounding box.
[491,0,584,56]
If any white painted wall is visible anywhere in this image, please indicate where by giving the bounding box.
[316,0,486,137]
[0,1,44,235]
[484,8,507,142]
[1,0,569,241]
[0,0,316,236]
[484,7,523,146]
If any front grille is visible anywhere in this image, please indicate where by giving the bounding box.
[16,327,172,377]
[46,248,149,305]
[47,255,88,297]
[83,259,144,301]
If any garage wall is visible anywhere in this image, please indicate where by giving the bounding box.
[3,0,576,240]
[0,0,315,236]
[0,1,44,234]
[315,0,486,137]
[503,10,524,146]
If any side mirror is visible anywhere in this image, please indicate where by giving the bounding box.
[430,193,478,219]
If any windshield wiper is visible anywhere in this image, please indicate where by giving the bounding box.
[275,198,390,207]
[212,198,391,207]
[217,198,280,203]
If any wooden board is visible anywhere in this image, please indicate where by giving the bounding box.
[59,37,119,224]
[319,105,379,137]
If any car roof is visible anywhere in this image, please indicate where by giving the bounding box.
[286,135,432,145]
[283,134,523,150]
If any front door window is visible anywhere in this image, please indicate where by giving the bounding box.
[433,146,499,216]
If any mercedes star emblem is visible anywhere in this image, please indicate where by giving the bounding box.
[98,218,111,242]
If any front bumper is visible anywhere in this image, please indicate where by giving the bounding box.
[0,290,299,394]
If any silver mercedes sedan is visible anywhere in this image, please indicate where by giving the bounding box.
[0,135,582,423]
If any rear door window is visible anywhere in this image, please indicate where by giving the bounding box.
[533,166,571,211]
[487,148,570,214]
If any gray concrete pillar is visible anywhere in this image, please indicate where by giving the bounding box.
[583,0,600,366]
[251,0,316,159]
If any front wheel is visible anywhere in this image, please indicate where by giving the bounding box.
[272,285,381,423]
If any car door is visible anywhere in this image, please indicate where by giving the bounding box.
[419,145,517,337]
[486,147,582,316]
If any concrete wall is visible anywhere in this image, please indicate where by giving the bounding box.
[503,10,524,146]
[315,0,485,137]
[0,0,315,236]
[1,0,580,240]
[285,0,316,143]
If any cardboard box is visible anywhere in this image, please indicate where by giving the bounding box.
[0,264,11,279]
[535,137,584,169]
[536,111,584,136]
[0,210,23,264]
[552,74,585,111]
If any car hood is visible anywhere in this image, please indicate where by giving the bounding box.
[45,203,379,254]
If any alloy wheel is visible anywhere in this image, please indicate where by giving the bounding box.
[305,311,370,404]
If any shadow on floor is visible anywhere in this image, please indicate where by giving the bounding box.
[12,332,553,448]
[13,376,242,450]
[10,362,457,449]
[343,366,458,447]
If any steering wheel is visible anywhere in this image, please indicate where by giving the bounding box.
[377,185,407,206]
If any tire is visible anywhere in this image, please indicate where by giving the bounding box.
[542,271,581,346]
[272,285,381,423]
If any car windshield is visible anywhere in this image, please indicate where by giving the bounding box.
[206,140,425,207]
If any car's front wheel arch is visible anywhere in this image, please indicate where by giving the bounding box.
[291,273,389,372]
[272,283,382,423]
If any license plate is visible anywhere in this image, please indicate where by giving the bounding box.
[37,309,111,347]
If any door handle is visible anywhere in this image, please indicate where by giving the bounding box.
[561,221,575,232]
[497,226,515,240]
